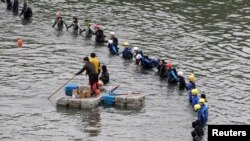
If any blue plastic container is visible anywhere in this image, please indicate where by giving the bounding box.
[65,83,78,96]
[101,92,116,106]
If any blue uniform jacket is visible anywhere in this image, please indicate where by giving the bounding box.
[198,104,208,127]
[187,82,195,102]
[192,95,200,107]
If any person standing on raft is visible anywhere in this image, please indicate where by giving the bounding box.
[75,57,99,95]
[89,53,101,76]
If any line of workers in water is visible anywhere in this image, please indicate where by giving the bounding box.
[52,12,107,43]
[61,16,209,141]
[1,3,209,139]
[1,0,32,19]
[52,11,208,141]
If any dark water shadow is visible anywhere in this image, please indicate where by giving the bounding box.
[101,104,145,115]
[56,106,81,115]
[12,12,18,16]
[122,59,133,67]
[55,30,64,37]
[82,110,101,137]
[84,30,93,39]
[56,106,102,136]
[66,30,79,39]
[94,41,105,47]
[21,18,32,25]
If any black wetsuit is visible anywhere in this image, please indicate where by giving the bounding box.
[158,63,167,77]
[112,36,118,47]
[178,76,186,89]
[191,120,204,141]
[68,22,81,32]
[95,29,105,43]
[100,70,109,84]
[191,127,203,141]
[6,0,12,10]
[52,19,67,30]
[23,7,32,19]
[12,0,18,13]
[84,25,93,38]
[19,1,27,17]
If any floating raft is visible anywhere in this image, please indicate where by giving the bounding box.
[57,95,101,109]
[56,85,145,109]
[114,93,145,109]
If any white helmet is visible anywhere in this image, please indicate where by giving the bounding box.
[136,54,142,60]
[110,32,115,35]
[108,40,113,44]
[133,47,139,51]
[177,71,184,77]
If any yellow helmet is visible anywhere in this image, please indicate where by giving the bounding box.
[194,104,201,111]
[188,74,196,82]
[199,98,205,103]
[123,42,129,46]
[192,89,199,95]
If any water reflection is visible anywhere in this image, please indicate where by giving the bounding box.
[83,110,101,137]
[56,107,102,137]
[12,12,18,16]
[54,30,65,37]
[21,18,32,25]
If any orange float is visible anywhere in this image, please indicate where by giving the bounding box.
[95,89,101,95]
[17,39,23,47]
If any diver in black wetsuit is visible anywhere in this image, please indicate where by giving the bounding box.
[12,0,18,14]
[6,0,12,10]
[19,0,27,16]
[52,16,67,30]
[19,1,32,19]
[67,16,83,34]
[93,25,106,43]
[23,7,32,19]
[84,24,93,38]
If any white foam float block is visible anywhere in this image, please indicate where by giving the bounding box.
[81,95,101,109]
[57,96,101,109]
[57,97,70,107]
[69,98,82,108]
[115,94,145,109]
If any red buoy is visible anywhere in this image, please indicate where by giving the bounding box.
[17,39,23,47]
